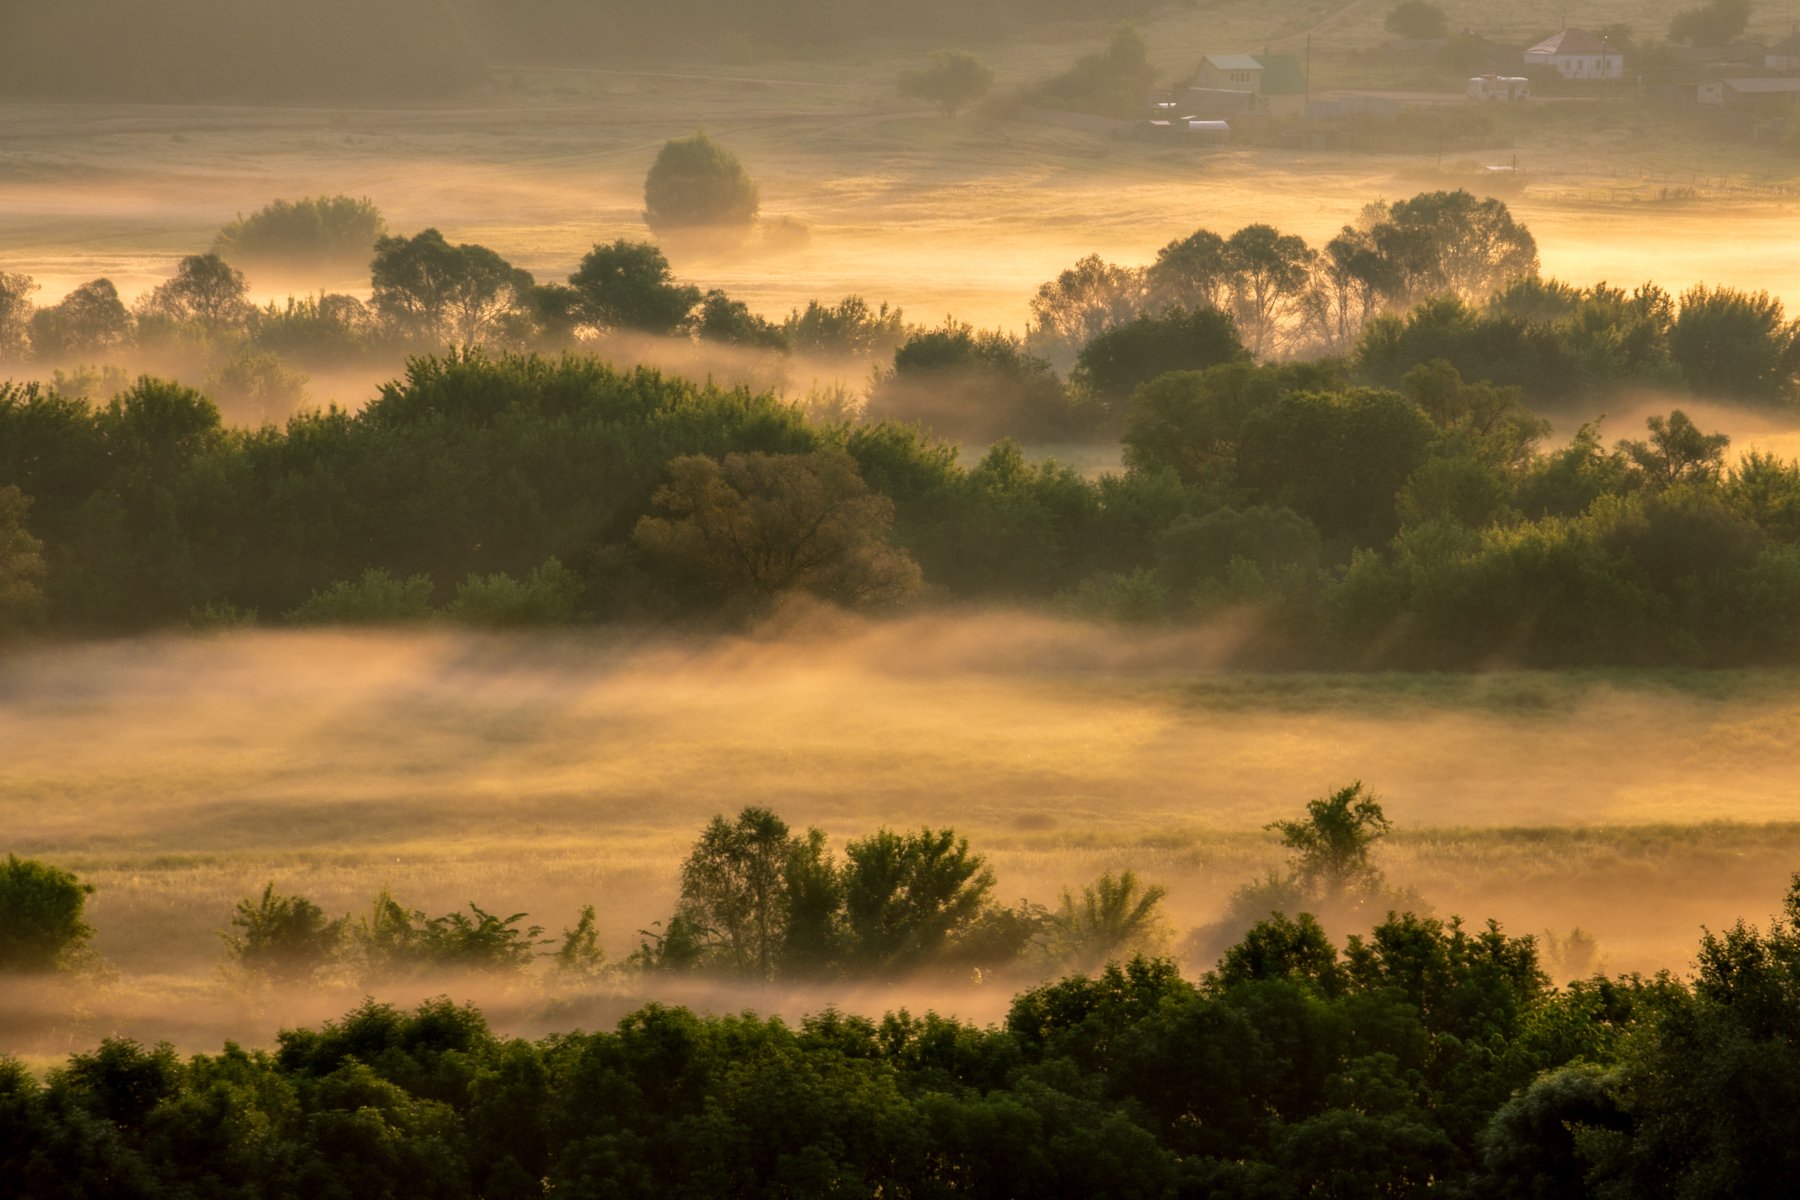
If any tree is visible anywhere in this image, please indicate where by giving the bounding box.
[566,240,701,336]
[1049,872,1169,970]
[1384,0,1449,39]
[138,253,251,328]
[1669,0,1752,45]
[872,319,1076,442]
[695,289,789,351]
[643,133,760,233]
[224,883,347,984]
[0,854,94,971]
[634,450,921,611]
[1031,23,1159,119]
[212,195,387,271]
[1668,285,1797,402]
[0,485,46,637]
[369,228,535,345]
[1369,191,1539,306]
[0,272,36,361]
[1027,254,1146,366]
[1147,229,1232,313]
[1308,225,1401,351]
[1224,225,1316,357]
[677,807,803,979]
[897,49,995,117]
[1618,410,1731,489]
[1267,782,1393,896]
[842,827,994,972]
[28,279,131,359]
[783,295,906,358]
[1071,306,1248,412]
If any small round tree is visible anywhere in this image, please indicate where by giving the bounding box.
[0,854,94,971]
[643,133,760,234]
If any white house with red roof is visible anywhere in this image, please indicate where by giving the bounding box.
[1524,28,1623,80]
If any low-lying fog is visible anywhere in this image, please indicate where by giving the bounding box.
[6,619,1800,1053]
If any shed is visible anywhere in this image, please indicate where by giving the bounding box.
[1196,54,1263,91]
[1254,53,1308,118]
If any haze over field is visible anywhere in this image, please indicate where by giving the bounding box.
[10,13,1800,1191]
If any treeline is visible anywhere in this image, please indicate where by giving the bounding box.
[0,0,1167,101]
[2,784,1404,989]
[8,870,1800,1196]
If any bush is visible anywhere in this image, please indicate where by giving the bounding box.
[355,887,549,977]
[897,49,995,118]
[446,559,584,627]
[643,133,760,234]
[1384,0,1448,39]
[224,883,346,984]
[0,854,94,971]
[285,569,435,624]
[212,196,387,272]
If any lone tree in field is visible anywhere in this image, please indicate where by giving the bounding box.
[1268,782,1393,896]
[643,133,760,234]
[0,854,94,972]
[213,195,387,272]
[898,50,995,118]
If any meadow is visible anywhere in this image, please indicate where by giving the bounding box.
[8,620,1800,1057]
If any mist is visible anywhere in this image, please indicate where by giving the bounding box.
[5,619,1799,1052]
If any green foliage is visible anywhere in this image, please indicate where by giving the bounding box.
[224,883,346,984]
[29,279,131,360]
[898,49,995,117]
[0,271,35,361]
[1669,0,1752,45]
[138,254,251,328]
[1048,871,1169,970]
[567,239,703,335]
[1072,307,1248,414]
[1384,0,1448,39]
[551,905,607,982]
[694,289,789,351]
[1030,23,1159,119]
[0,485,47,637]
[842,827,995,973]
[0,854,94,971]
[286,569,435,624]
[1668,285,1798,403]
[371,228,535,345]
[445,559,583,627]
[212,195,387,270]
[642,132,760,233]
[1268,782,1393,895]
[782,295,906,359]
[354,887,549,978]
[634,450,922,613]
[872,319,1076,441]
[675,807,805,979]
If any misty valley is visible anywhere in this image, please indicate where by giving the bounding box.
[7,0,1800,1196]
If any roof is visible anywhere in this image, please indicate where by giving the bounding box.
[1724,77,1800,92]
[1526,28,1615,57]
[1255,54,1308,94]
[1200,54,1263,72]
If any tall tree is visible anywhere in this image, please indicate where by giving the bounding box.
[370,228,534,345]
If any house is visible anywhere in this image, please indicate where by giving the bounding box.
[1255,53,1308,119]
[1178,52,1307,120]
[1524,28,1623,80]
[1195,54,1263,92]
[1769,32,1800,72]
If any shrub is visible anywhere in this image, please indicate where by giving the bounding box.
[897,49,995,118]
[224,883,346,984]
[285,569,435,624]
[0,854,94,971]
[445,559,584,627]
[552,906,607,982]
[354,887,549,977]
[643,133,760,233]
[212,196,387,271]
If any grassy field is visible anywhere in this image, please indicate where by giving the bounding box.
[6,622,1800,1054]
